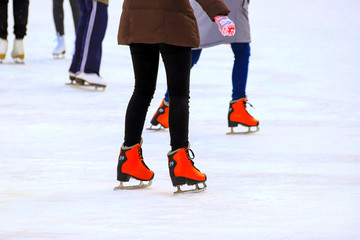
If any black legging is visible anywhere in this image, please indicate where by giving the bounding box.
[53,0,80,35]
[125,43,192,151]
[0,0,29,39]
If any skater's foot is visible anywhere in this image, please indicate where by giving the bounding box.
[0,38,8,61]
[11,39,25,61]
[53,33,66,59]
[66,72,78,85]
[149,98,169,129]
[168,147,207,194]
[69,72,77,81]
[114,140,154,190]
[75,72,107,88]
[227,98,259,134]
[228,98,259,127]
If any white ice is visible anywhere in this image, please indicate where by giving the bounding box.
[1,0,360,239]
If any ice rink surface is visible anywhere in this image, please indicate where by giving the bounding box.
[1,0,359,239]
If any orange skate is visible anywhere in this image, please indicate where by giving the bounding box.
[148,98,169,130]
[227,98,259,134]
[114,141,154,190]
[168,147,207,194]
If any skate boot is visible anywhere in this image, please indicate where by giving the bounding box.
[66,72,77,85]
[69,71,77,82]
[11,39,25,63]
[148,98,169,130]
[0,38,8,62]
[75,72,107,90]
[114,141,154,190]
[53,33,66,59]
[168,147,207,194]
[227,98,259,134]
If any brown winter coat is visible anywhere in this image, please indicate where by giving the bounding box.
[117,0,230,48]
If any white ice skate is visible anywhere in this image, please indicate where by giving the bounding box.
[69,71,77,80]
[65,72,77,86]
[11,39,25,63]
[0,38,8,63]
[53,34,65,59]
[75,72,107,90]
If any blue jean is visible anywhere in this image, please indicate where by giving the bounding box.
[164,42,250,102]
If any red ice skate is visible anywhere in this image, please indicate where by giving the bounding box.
[168,147,207,194]
[114,141,154,190]
[227,98,259,134]
[148,98,169,130]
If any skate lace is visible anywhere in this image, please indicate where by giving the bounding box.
[186,148,196,166]
[244,100,255,109]
[138,147,150,170]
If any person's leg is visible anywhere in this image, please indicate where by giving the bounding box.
[160,44,191,150]
[228,42,258,130]
[78,0,108,75]
[191,48,202,68]
[231,42,250,100]
[69,0,81,32]
[117,44,158,185]
[124,43,160,146]
[164,90,170,103]
[0,0,9,40]
[0,0,8,60]
[52,0,66,56]
[69,0,89,74]
[161,45,206,191]
[53,0,65,35]
[13,0,29,39]
[163,48,202,103]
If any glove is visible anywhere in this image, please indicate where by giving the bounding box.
[214,16,235,36]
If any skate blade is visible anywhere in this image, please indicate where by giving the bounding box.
[173,182,207,195]
[12,59,25,64]
[79,79,106,91]
[146,125,167,131]
[114,180,152,191]
[65,80,106,91]
[65,79,77,85]
[53,54,65,59]
[226,126,259,135]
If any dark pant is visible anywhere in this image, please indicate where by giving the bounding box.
[69,0,108,75]
[53,0,81,36]
[0,0,29,39]
[231,42,250,100]
[125,43,192,151]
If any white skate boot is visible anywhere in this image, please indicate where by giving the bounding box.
[53,33,65,59]
[75,72,107,90]
[65,71,78,85]
[69,71,77,80]
[11,39,25,63]
[0,38,8,62]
